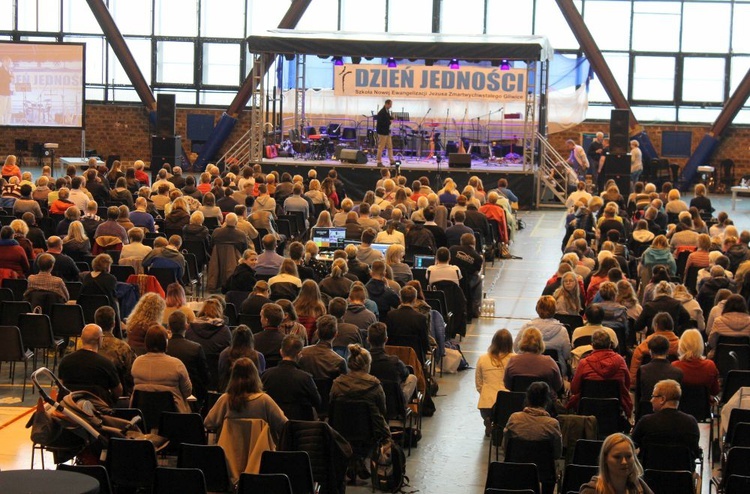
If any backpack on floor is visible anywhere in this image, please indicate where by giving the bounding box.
[371,438,409,492]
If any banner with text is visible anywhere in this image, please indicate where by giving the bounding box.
[334,65,527,102]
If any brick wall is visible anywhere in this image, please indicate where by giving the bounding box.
[0,103,252,169]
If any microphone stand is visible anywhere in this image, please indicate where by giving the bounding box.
[416,108,431,161]
[442,109,450,159]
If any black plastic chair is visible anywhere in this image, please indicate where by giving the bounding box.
[18,313,64,371]
[105,437,158,493]
[313,378,333,418]
[0,287,13,304]
[381,379,414,455]
[225,291,250,311]
[713,446,750,493]
[149,266,180,292]
[77,294,111,324]
[2,277,27,301]
[485,461,540,494]
[560,464,598,494]
[639,443,695,472]
[644,469,694,494]
[730,422,750,448]
[131,389,177,433]
[111,408,146,433]
[158,412,207,456]
[260,450,317,494]
[488,391,526,463]
[679,384,712,422]
[580,379,620,400]
[153,467,208,494]
[572,335,592,348]
[726,474,750,494]
[177,443,231,494]
[57,464,113,494]
[0,300,32,326]
[110,264,135,283]
[572,439,603,466]
[0,325,33,401]
[714,344,750,379]
[511,375,540,393]
[237,473,293,494]
[50,303,85,351]
[504,437,557,494]
[65,281,83,301]
[579,397,621,439]
[328,399,377,460]
[724,409,750,448]
[225,302,239,327]
[238,313,263,334]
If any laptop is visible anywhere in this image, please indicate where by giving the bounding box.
[311,227,346,252]
[413,255,436,269]
[371,243,391,256]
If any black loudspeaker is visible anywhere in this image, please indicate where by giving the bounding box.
[339,148,367,164]
[604,154,632,195]
[151,135,181,180]
[157,94,176,137]
[448,153,471,168]
[610,109,629,154]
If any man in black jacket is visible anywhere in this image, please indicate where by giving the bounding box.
[367,322,417,402]
[253,303,286,367]
[166,311,209,407]
[375,99,394,167]
[385,285,430,364]
[262,335,321,419]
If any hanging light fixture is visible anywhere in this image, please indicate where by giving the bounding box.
[332,56,344,66]
[386,57,397,68]
[500,59,511,71]
[449,59,460,70]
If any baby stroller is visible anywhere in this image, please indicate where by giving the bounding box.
[27,367,167,465]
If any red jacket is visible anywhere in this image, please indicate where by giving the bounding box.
[569,349,632,417]
[479,203,508,243]
[135,169,150,186]
[0,241,30,276]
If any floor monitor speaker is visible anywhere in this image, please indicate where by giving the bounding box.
[339,148,367,164]
[151,135,181,180]
[448,153,471,168]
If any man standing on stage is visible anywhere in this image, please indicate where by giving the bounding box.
[587,132,604,189]
[566,139,589,180]
[376,99,395,167]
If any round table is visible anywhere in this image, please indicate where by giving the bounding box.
[0,470,99,494]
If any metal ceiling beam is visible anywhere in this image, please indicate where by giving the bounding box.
[711,67,750,137]
[227,0,313,117]
[554,0,638,129]
[86,0,156,111]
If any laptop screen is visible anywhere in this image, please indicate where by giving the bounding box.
[311,227,346,251]
[371,243,390,256]
[413,255,436,269]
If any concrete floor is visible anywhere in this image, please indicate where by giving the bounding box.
[1,194,749,492]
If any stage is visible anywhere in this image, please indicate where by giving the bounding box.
[258,155,537,208]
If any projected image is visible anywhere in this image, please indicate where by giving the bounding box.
[0,42,85,128]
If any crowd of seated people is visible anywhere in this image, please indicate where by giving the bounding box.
[7,156,533,484]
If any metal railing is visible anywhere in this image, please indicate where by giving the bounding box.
[536,132,576,208]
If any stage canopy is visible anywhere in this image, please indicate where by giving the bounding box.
[246,29,553,62]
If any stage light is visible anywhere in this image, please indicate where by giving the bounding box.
[501,59,511,71]
[333,56,343,66]
[449,59,460,70]
[387,57,397,68]
[351,56,361,64]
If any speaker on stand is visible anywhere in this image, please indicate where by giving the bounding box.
[603,153,631,195]
[609,109,630,155]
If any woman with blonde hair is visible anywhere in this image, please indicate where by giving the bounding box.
[183,210,211,250]
[305,179,330,208]
[476,328,515,436]
[385,243,412,286]
[319,258,354,299]
[269,258,302,300]
[9,218,35,261]
[314,210,333,228]
[62,220,91,259]
[665,188,689,214]
[163,282,196,325]
[616,279,642,320]
[640,234,676,276]
[672,329,719,401]
[553,271,582,315]
[504,327,563,397]
[579,433,653,493]
[126,292,166,355]
[293,279,327,340]
[303,240,329,280]
[165,196,191,230]
[1,154,21,180]
[672,284,705,331]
